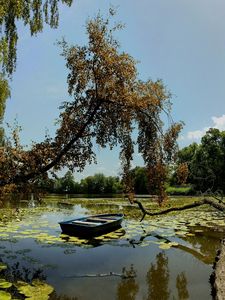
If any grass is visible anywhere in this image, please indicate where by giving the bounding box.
[166,186,194,196]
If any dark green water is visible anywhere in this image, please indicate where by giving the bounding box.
[0,196,224,299]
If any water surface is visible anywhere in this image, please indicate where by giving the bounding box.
[0,196,224,299]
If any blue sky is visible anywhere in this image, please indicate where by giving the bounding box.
[4,0,225,180]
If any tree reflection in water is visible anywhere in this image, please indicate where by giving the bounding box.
[146,253,190,300]
[146,252,170,300]
[176,272,189,300]
[117,265,139,300]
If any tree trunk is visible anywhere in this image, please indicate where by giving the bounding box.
[211,239,225,300]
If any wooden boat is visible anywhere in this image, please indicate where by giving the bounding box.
[59,213,124,237]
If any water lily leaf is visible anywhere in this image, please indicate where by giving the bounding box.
[168,241,179,247]
[186,233,195,236]
[60,234,69,238]
[94,236,104,240]
[0,234,9,237]
[0,262,7,271]
[103,234,119,239]
[0,290,11,300]
[175,231,187,236]
[0,279,12,288]
[102,238,111,242]
[15,279,54,300]
[159,243,171,250]
[140,241,151,247]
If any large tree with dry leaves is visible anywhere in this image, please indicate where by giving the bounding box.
[0,11,182,201]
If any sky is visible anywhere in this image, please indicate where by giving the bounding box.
[4,0,225,180]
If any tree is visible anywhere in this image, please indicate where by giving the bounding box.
[105,176,122,194]
[189,128,225,192]
[0,0,73,75]
[173,142,198,185]
[0,11,182,202]
[79,173,122,194]
[60,170,75,193]
[173,129,225,193]
[0,74,10,145]
[131,166,148,194]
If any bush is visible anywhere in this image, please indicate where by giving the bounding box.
[166,186,195,196]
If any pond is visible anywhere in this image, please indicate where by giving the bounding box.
[0,196,224,299]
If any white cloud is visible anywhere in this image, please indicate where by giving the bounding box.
[187,130,205,140]
[212,114,225,131]
[187,127,209,140]
[186,114,225,141]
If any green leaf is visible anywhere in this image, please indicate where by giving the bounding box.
[0,290,11,300]
[0,262,7,271]
[15,279,54,300]
[159,243,171,250]
[0,278,12,288]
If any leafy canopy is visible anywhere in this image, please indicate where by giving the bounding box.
[0,74,10,145]
[0,0,73,75]
[0,11,182,202]
[0,1,73,153]
[175,128,225,193]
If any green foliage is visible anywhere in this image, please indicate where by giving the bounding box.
[0,74,10,146]
[131,166,148,194]
[166,186,193,196]
[174,128,225,193]
[15,279,54,299]
[0,290,11,300]
[80,173,122,194]
[0,278,12,289]
[47,171,123,194]
[0,0,73,75]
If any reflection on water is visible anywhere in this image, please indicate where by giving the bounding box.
[0,197,224,299]
[117,266,139,300]
[176,272,189,300]
[146,252,170,300]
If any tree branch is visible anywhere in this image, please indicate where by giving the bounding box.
[2,99,103,186]
[133,197,225,221]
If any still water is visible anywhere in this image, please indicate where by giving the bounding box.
[0,196,224,299]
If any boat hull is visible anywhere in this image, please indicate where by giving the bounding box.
[59,213,124,237]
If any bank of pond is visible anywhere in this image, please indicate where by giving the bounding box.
[0,195,224,299]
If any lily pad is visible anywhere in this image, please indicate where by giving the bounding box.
[186,233,195,236]
[0,290,11,300]
[159,243,172,250]
[15,279,54,300]
[0,279,12,288]
[0,262,7,271]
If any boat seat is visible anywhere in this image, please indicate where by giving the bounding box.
[87,217,112,222]
[72,220,102,226]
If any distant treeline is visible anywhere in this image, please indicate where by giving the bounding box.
[40,172,122,194]
[39,167,149,195]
